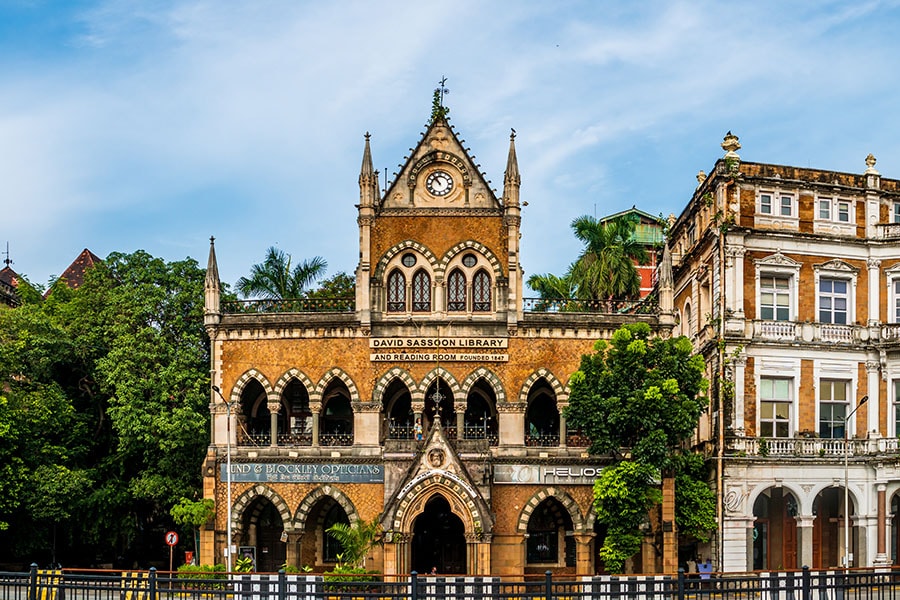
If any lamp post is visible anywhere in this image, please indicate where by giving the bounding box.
[843,394,868,568]
[212,385,236,572]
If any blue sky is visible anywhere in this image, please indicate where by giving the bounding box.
[3,0,900,291]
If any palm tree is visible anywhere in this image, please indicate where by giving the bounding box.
[526,272,577,311]
[568,214,649,300]
[236,247,327,300]
[326,515,382,569]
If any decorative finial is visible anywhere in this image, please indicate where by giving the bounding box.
[2,242,11,267]
[721,131,741,159]
[430,77,450,124]
[510,127,516,140]
[365,131,371,141]
[696,170,707,186]
[209,236,215,244]
[865,153,879,175]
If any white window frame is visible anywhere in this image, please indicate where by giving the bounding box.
[758,376,793,438]
[754,252,801,322]
[817,378,850,439]
[813,260,858,326]
[893,379,900,437]
[756,357,801,439]
[756,189,799,230]
[885,264,900,324]
[814,195,856,235]
[893,201,900,224]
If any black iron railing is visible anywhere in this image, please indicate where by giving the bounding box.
[223,297,354,314]
[523,297,658,314]
[6,565,900,600]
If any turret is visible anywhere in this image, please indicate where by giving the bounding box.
[657,243,675,333]
[204,236,221,328]
[503,130,523,328]
[356,133,376,327]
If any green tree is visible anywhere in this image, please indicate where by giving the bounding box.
[236,247,327,300]
[565,323,711,572]
[0,250,210,567]
[326,515,382,569]
[171,497,215,557]
[568,214,649,300]
[526,272,577,311]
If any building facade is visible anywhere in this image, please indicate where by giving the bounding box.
[667,133,900,572]
[201,114,665,575]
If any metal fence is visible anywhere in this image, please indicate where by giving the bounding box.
[3,565,900,600]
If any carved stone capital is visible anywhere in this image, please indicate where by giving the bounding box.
[867,257,882,270]
[497,402,526,414]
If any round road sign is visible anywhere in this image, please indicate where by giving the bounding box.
[165,531,179,546]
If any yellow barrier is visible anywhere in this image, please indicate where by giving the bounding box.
[37,569,62,600]
[121,570,149,600]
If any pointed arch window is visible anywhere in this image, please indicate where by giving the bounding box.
[473,269,491,312]
[387,270,406,312]
[412,270,431,312]
[447,269,466,311]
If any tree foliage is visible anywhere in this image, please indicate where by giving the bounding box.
[236,247,327,300]
[565,322,711,572]
[569,214,649,300]
[0,251,210,566]
[326,515,382,569]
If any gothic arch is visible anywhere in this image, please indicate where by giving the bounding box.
[373,240,440,280]
[229,369,274,403]
[314,368,360,403]
[418,367,463,402]
[437,241,504,278]
[230,485,293,535]
[294,485,360,529]
[390,472,488,535]
[273,368,315,398]
[373,367,417,408]
[461,367,506,404]
[517,487,586,534]
[518,368,567,405]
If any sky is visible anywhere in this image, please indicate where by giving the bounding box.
[3,0,900,292]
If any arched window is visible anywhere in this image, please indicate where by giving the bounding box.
[473,269,491,312]
[387,270,405,312]
[412,270,431,312]
[447,269,466,311]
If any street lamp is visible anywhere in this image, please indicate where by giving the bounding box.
[212,385,236,572]
[843,394,868,568]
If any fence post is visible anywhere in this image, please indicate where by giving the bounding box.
[411,571,419,600]
[279,569,287,600]
[28,563,38,600]
[148,567,157,600]
[801,566,810,600]
[545,571,552,600]
[677,568,685,600]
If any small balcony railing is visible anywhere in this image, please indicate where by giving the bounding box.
[728,436,900,457]
[523,297,658,314]
[276,432,313,446]
[238,431,270,446]
[222,296,354,314]
[526,433,561,447]
[319,432,353,446]
[463,426,499,446]
[753,320,861,344]
[876,222,900,239]
[387,423,415,440]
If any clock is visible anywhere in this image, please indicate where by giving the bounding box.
[425,170,454,196]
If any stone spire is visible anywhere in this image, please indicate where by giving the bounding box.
[359,132,378,207]
[503,129,520,206]
[204,236,221,327]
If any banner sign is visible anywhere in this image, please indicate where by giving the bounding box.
[493,464,604,485]
[370,337,508,349]
[221,462,384,483]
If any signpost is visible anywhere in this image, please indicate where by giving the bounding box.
[165,531,179,573]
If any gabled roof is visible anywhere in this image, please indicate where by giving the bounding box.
[44,249,103,298]
[0,265,21,307]
[380,115,502,211]
[599,206,665,224]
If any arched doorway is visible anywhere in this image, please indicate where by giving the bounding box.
[525,379,560,447]
[241,498,286,573]
[525,497,575,574]
[239,379,269,445]
[813,487,850,568]
[411,495,466,574]
[892,493,900,565]
[299,496,350,571]
[383,379,413,440]
[752,488,798,570]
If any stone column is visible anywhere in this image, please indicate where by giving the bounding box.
[268,398,281,447]
[310,402,321,446]
[662,475,677,573]
[732,353,747,432]
[875,484,888,565]
[559,410,568,448]
[455,403,466,440]
[285,531,302,568]
[575,532,594,575]
[867,258,881,326]
[797,515,815,570]
[866,360,881,435]
[498,402,526,449]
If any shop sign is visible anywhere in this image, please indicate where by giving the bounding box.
[493,464,603,485]
[221,462,383,483]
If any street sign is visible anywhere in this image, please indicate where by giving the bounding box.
[165,531,179,546]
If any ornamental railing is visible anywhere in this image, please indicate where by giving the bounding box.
[523,296,658,314]
[727,436,900,457]
[223,296,354,314]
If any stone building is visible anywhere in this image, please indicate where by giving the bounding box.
[667,133,900,571]
[200,111,665,575]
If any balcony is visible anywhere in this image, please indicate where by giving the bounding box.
[752,320,864,344]
[876,222,900,240]
[728,436,900,457]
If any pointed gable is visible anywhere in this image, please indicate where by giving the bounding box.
[47,249,103,298]
[381,116,501,211]
[0,266,21,307]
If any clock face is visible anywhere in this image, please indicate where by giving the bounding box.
[425,170,454,196]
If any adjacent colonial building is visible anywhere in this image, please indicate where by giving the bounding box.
[667,133,900,572]
[200,113,664,575]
